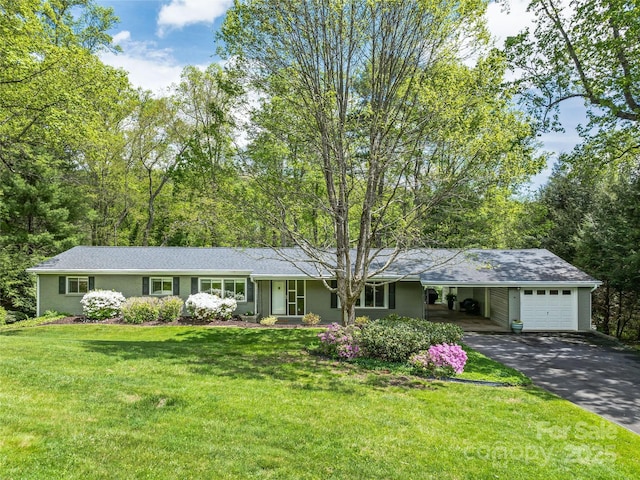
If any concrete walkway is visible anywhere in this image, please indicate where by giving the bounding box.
[463,332,640,435]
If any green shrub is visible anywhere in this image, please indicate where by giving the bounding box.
[302,312,321,325]
[0,306,6,325]
[260,316,278,326]
[355,315,370,326]
[158,296,184,322]
[121,297,160,324]
[359,315,463,363]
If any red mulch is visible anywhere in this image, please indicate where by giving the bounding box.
[45,316,320,328]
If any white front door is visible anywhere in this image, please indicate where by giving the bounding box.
[271,280,286,315]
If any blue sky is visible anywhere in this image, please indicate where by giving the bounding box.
[96,0,586,189]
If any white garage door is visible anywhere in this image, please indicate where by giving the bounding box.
[520,288,578,331]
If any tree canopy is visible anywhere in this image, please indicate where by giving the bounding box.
[221,0,540,323]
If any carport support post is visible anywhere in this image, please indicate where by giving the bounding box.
[424,285,429,321]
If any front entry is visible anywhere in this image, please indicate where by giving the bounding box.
[271,280,286,315]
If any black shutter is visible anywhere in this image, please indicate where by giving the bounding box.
[173,277,180,296]
[330,280,338,308]
[59,276,66,294]
[246,278,254,302]
[389,282,396,309]
[88,277,95,291]
[142,277,149,295]
[191,277,198,294]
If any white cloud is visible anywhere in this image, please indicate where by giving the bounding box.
[100,31,189,94]
[486,0,535,48]
[157,0,233,35]
[111,30,131,45]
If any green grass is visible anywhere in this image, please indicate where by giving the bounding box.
[1,325,639,479]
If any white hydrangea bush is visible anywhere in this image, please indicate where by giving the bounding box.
[185,292,237,321]
[80,290,126,320]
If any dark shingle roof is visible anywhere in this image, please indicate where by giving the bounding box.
[410,249,598,285]
[27,246,599,286]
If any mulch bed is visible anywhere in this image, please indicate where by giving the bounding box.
[45,316,321,328]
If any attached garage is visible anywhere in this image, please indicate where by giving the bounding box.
[520,287,578,331]
[416,249,600,331]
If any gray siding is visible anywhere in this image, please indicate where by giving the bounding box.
[256,280,269,318]
[489,288,509,327]
[577,287,593,331]
[255,279,424,323]
[38,274,252,316]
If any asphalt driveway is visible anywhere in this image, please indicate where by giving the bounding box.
[463,332,640,435]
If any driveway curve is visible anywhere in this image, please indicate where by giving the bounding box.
[463,332,640,435]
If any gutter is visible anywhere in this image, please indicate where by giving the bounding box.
[25,269,253,276]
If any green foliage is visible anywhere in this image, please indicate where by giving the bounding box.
[0,306,6,325]
[221,0,541,324]
[359,315,463,363]
[158,296,184,323]
[505,0,640,135]
[0,310,66,331]
[301,312,321,325]
[121,297,161,324]
[538,137,640,340]
[354,315,370,326]
[0,0,130,314]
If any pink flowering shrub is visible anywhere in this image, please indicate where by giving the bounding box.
[409,343,468,378]
[317,323,361,359]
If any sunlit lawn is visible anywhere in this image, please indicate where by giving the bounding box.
[1,325,639,479]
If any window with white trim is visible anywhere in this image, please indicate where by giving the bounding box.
[151,277,173,296]
[199,278,246,301]
[287,280,305,316]
[356,282,387,308]
[67,276,89,294]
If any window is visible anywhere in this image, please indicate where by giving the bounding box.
[356,282,387,309]
[536,290,546,295]
[199,278,246,301]
[562,290,572,295]
[67,277,89,294]
[288,280,305,315]
[523,290,533,295]
[151,277,173,296]
[200,278,222,294]
[550,290,559,295]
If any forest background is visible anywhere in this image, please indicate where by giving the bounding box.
[1,0,638,338]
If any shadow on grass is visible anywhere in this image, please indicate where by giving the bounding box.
[81,328,366,394]
[461,344,531,386]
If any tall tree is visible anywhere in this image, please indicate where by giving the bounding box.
[0,0,130,313]
[506,0,640,137]
[222,0,539,324]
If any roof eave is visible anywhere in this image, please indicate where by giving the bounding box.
[420,280,602,287]
[26,269,253,276]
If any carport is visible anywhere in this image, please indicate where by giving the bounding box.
[416,250,600,331]
[424,302,509,332]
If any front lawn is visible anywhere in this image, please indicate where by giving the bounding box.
[1,325,638,479]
